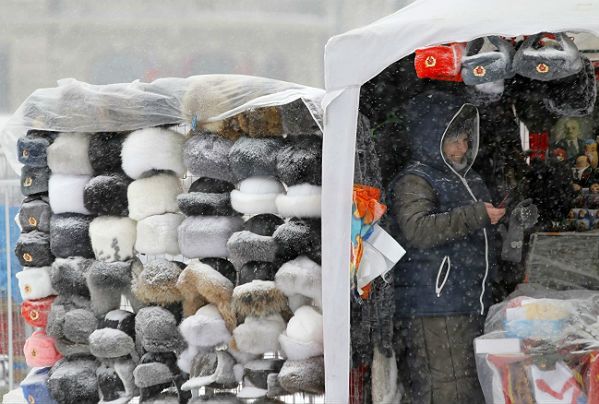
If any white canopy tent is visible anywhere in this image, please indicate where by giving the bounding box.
[321,0,599,401]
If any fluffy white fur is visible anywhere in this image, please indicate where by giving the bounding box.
[121,127,186,179]
[178,216,243,259]
[47,132,93,175]
[230,176,285,215]
[179,304,231,348]
[232,314,286,355]
[49,174,92,215]
[177,345,200,374]
[286,306,323,344]
[16,267,55,300]
[275,256,322,308]
[275,184,321,218]
[89,216,137,262]
[372,348,401,404]
[127,174,182,221]
[181,75,235,121]
[279,332,323,361]
[135,213,183,256]
[287,294,312,313]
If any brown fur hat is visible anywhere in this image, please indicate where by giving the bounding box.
[231,280,288,320]
[132,259,184,305]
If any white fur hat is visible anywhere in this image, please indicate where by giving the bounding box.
[279,331,323,361]
[89,216,137,262]
[135,213,183,256]
[279,306,323,360]
[121,127,186,179]
[275,184,321,218]
[275,256,322,308]
[179,304,231,348]
[232,314,286,355]
[47,132,93,175]
[230,176,285,215]
[16,267,56,300]
[177,216,243,259]
[49,174,92,215]
[127,174,182,221]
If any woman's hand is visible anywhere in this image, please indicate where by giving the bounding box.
[484,202,506,225]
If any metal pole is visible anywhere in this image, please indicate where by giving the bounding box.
[5,192,14,391]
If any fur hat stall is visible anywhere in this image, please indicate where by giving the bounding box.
[50,214,94,258]
[183,133,236,182]
[231,280,288,320]
[86,260,134,315]
[238,262,277,285]
[178,215,244,259]
[278,306,323,361]
[177,177,238,217]
[179,304,232,349]
[277,356,325,394]
[135,306,186,353]
[273,219,321,264]
[127,173,182,221]
[544,56,597,117]
[275,256,322,308]
[24,330,62,368]
[21,295,56,328]
[20,165,50,196]
[275,135,322,186]
[121,127,186,179]
[275,184,321,218]
[132,259,184,306]
[230,177,285,215]
[89,216,137,262]
[88,131,128,175]
[48,174,92,215]
[19,197,51,233]
[47,132,94,175]
[232,314,286,355]
[20,367,57,404]
[182,349,238,390]
[16,267,55,301]
[83,174,131,216]
[51,257,94,297]
[47,358,99,404]
[17,129,56,167]
[135,213,183,256]
[15,231,53,267]
[228,137,285,180]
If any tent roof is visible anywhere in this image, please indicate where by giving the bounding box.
[324,0,599,91]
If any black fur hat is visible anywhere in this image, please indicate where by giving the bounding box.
[200,258,237,285]
[275,136,322,186]
[15,231,53,267]
[88,132,127,174]
[229,137,285,180]
[83,174,131,216]
[19,196,51,233]
[177,177,238,216]
[47,358,99,404]
[100,309,136,339]
[544,56,597,117]
[20,165,50,196]
[50,257,94,297]
[244,214,284,236]
[50,214,95,258]
[238,262,277,285]
[244,359,285,390]
[272,219,321,264]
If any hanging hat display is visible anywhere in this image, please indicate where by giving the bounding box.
[461,36,515,85]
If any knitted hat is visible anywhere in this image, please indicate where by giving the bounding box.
[135,213,183,256]
[47,358,99,404]
[201,258,237,285]
[50,214,94,258]
[178,216,244,259]
[461,36,515,86]
[89,216,136,262]
[16,267,55,301]
[179,304,232,348]
[24,330,62,368]
[17,130,55,167]
[87,260,133,315]
[238,262,277,285]
[127,173,182,221]
[183,349,238,390]
[272,219,321,263]
[177,177,237,216]
[97,359,137,404]
[15,231,53,267]
[544,56,597,117]
[51,257,94,297]
[232,314,286,355]
[132,259,184,305]
[275,256,322,308]
[244,214,284,236]
[121,127,186,179]
[83,174,131,216]
[183,133,236,182]
[20,367,57,404]
[47,132,94,175]
[88,132,127,175]
[243,359,285,390]
[227,232,278,266]
[49,174,92,215]
[278,306,323,361]
[21,165,50,196]
[275,136,322,186]
[135,306,186,353]
[21,295,56,328]
[229,137,285,180]
[231,280,288,319]
[19,197,51,233]
[513,33,583,81]
[278,356,325,394]
[275,184,321,218]
[230,177,285,215]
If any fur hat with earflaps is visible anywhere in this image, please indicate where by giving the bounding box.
[230,176,285,215]
[15,231,53,267]
[275,256,322,308]
[183,133,236,182]
[84,174,131,216]
[16,267,55,301]
[228,137,285,180]
[51,257,94,298]
[135,213,184,256]
[135,306,186,353]
[179,304,232,349]
[232,314,286,355]
[19,196,51,233]
[47,304,97,358]
[21,295,56,328]
[182,348,238,391]
[134,351,191,404]
[17,129,56,167]
[278,356,325,394]
[49,174,92,215]
[50,214,94,258]
[127,173,182,221]
[20,367,57,404]
[132,259,184,306]
[544,56,597,117]
[227,213,282,267]
[461,36,515,86]
[47,358,99,404]
[89,216,136,262]
[20,165,50,196]
[87,260,135,316]
[47,132,94,175]
[177,177,238,217]
[23,330,62,367]
[88,131,128,175]
[231,280,288,320]
[275,135,322,186]
[178,215,243,259]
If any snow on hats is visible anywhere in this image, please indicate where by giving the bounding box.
[177,177,238,216]
[47,358,99,404]
[46,305,97,358]
[278,356,325,394]
[135,306,185,353]
[16,267,55,301]
[87,260,134,315]
[20,367,57,404]
[50,257,94,297]
[19,197,51,233]
[121,127,186,179]
[135,213,183,256]
[275,256,322,308]
[21,295,56,328]
[182,349,238,390]
[273,219,321,263]
[513,32,583,81]
[232,314,286,355]
[184,133,236,182]
[231,176,285,215]
[132,259,184,306]
[544,56,597,117]
[275,183,321,218]
[278,306,323,361]
[15,231,52,267]
[47,132,94,175]
[127,173,182,221]
[179,304,232,349]
[231,280,288,319]
[461,36,515,86]
[21,165,50,196]
[89,216,136,262]
[83,174,131,216]
[276,135,322,186]
[229,137,284,180]
[178,215,243,259]
[24,330,62,367]
[17,130,56,167]
[201,257,237,285]
[48,174,92,215]
[88,131,127,174]
[50,214,94,258]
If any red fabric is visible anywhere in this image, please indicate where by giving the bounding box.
[529,132,549,160]
[349,365,368,404]
[21,295,56,328]
[415,43,465,82]
[586,352,599,404]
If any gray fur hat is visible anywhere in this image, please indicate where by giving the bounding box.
[19,196,51,233]
[227,232,278,266]
[51,257,94,297]
[83,174,131,216]
[47,303,97,358]
[89,328,136,359]
[50,214,95,259]
[275,136,322,186]
[15,231,53,267]
[135,306,186,353]
[21,165,50,196]
[229,137,285,180]
[183,133,236,182]
[17,130,56,167]
[177,177,237,217]
[277,356,324,394]
[182,349,238,390]
[48,358,99,404]
[461,36,515,85]
[87,260,133,316]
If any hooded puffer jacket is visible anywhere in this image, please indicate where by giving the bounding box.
[388,90,496,319]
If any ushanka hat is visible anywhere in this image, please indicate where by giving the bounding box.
[20,165,50,196]
[135,213,183,256]
[21,295,56,328]
[135,306,186,353]
[232,314,286,355]
[47,358,99,404]
[49,174,92,215]
[278,306,323,361]
[178,215,244,259]
[231,176,285,215]
[89,216,136,262]
[544,56,597,117]
[50,257,94,297]
[20,367,57,404]
[134,351,190,403]
[47,132,94,175]
[50,214,94,258]
[132,259,184,306]
[16,267,55,301]
[227,214,282,266]
[275,256,322,308]
[177,177,238,216]
[15,231,53,267]
[275,184,321,218]
[179,304,232,349]
[86,260,134,315]
[513,32,583,81]
[228,137,285,180]
[415,43,465,82]
[127,173,182,221]
[89,310,137,359]
[83,174,131,216]
[275,135,322,186]
[182,349,238,390]
[121,127,186,179]
[461,36,515,85]
[24,330,62,368]
[183,133,236,182]
[88,131,128,174]
[278,356,325,394]
[231,280,288,320]
[272,219,321,264]
[18,130,56,167]
[19,196,51,233]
